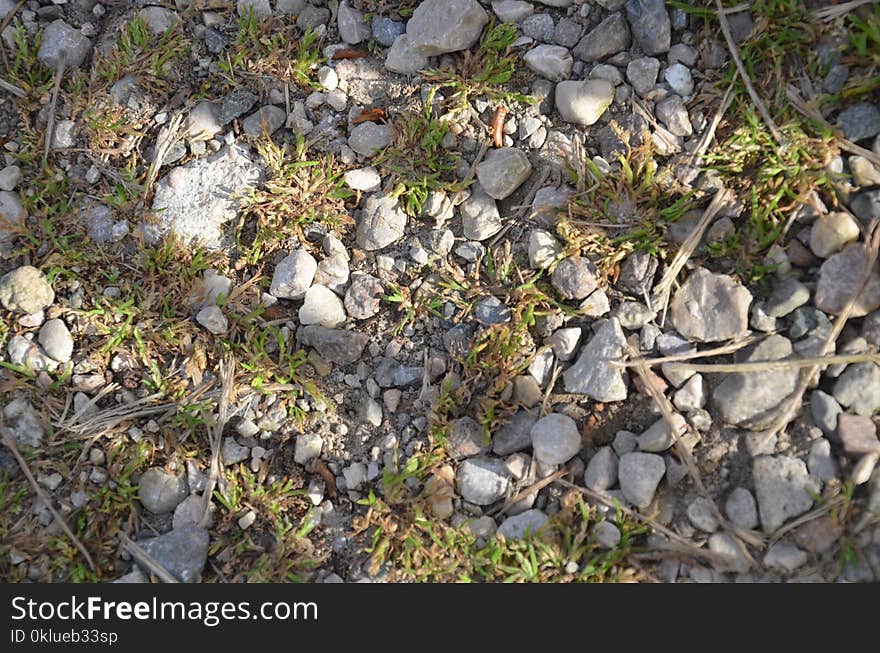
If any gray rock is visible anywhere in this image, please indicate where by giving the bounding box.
[348,122,391,157]
[138,524,208,583]
[357,194,407,250]
[38,319,73,362]
[138,468,188,514]
[670,268,752,343]
[837,103,880,143]
[344,274,383,320]
[460,184,503,241]
[358,396,382,426]
[522,14,555,43]
[37,20,91,70]
[810,390,842,436]
[725,487,759,530]
[406,0,488,55]
[237,0,270,18]
[50,120,77,150]
[3,398,44,448]
[656,95,692,137]
[242,105,285,136]
[593,520,621,548]
[810,211,860,258]
[673,374,706,412]
[294,433,323,464]
[314,253,349,295]
[613,430,638,456]
[150,145,262,247]
[637,413,686,453]
[0,166,22,191]
[270,249,317,300]
[185,102,223,141]
[296,5,330,30]
[0,266,55,314]
[172,495,212,529]
[547,327,581,362]
[493,410,538,456]
[338,1,370,44]
[626,57,660,96]
[572,12,630,62]
[299,285,346,328]
[204,28,228,54]
[297,326,368,365]
[789,306,832,340]
[498,509,549,540]
[837,412,880,456]
[385,35,429,74]
[713,335,799,429]
[139,7,181,35]
[664,63,694,97]
[551,256,600,300]
[222,437,249,466]
[528,229,563,268]
[687,497,719,533]
[850,155,880,187]
[217,89,258,126]
[457,457,510,505]
[833,362,880,416]
[372,15,405,47]
[563,318,628,401]
[474,296,511,324]
[524,45,573,82]
[618,452,665,508]
[531,185,572,225]
[808,438,839,482]
[448,417,490,459]
[614,301,655,330]
[584,446,618,491]
[0,190,26,240]
[491,0,534,23]
[763,543,808,573]
[851,188,880,223]
[344,167,381,192]
[617,250,658,295]
[766,278,810,318]
[195,306,227,334]
[476,148,532,200]
[753,455,818,532]
[530,413,581,464]
[708,532,750,573]
[626,0,671,55]
[555,79,615,126]
[822,242,880,319]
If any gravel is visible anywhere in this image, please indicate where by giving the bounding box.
[572,12,630,62]
[626,0,671,55]
[344,274,384,319]
[447,417,491,459]
[814,243,880,317]
[195,306,228,334]
[38,319,73,363]
[357,194,407,250]
[299,285,347,328]
[753,455,819,532]
[584,446,618,491]
[836,412,880,456]
[530,413,581,464]
[406,0,488,56]
[270,249,317,300]
[456,457,511,505]
[618,452,666,508]
[810,211,861,258]
[833,362,880,416]
[524,45,574,82]
[551,256,600,300]
[555,80,615,126]
[637,413,686,453]
[669,268,752,342]
[475,147,533,200]
[0,266,55,314]
[138,468,189,514]
[493,409,538,456]
[38,20,92,70]
[497,509,549,540]
[460,184,503,241]
[137,524,209,583]
[297,326,368,365]
[563,318,628,401]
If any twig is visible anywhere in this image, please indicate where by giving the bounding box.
[119,533,178,584]
[714,0,784,145]
[753,221,880,452]
[0,421,96,572]
[0,78,26,98]
[675,72,738,185]
[201,357,234,527]
[814,0,877,21]
[0,0,27,73]
[495,468,567,517]
[43,57,67,167]
[768,495,847,547]
[613,335,760,369]
[652,188,735,324]
[657,352,880,374]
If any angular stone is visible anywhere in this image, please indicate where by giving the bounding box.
[551,256,600,300]
[670,268,752,342]
[530,413,581,464]
[385,35,429,74]
[456,457,510,505]
[836,412,880,456]
[493,410,538,456]
[498,509,549,540]
[637,413,686,453]
[572,12,630,62]
[38,20,91,70]
[345,274,384,320]
[0,266,54,314]
[299,285,347,328]
[753,455,818,532]
[475,147,532,200]
[555,80,614,126]
[584,446,618,491]
[297,326,368,365]
[138,525,208,583]
[725,487,759,530]
[626,0,671,55]
[618,452,665,508]
[528,229,563,269]
[563,318,628,401]
[810,390,842,436]
[138,468,188,514]
[810,211,861,258]
[524,44,573,82]
[270,249,317,300]
[348,122,391,157]
[460,184,502,241]
[448,417,490,459]
[241,105,285,136]
[406,0,489,56]
[833,362,880,416]
[357,194,407,250]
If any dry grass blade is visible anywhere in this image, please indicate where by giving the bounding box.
[202,356,235,527]
[814,0,877,21]
[0,78,26,98]
[43,58,66,166]
[714,0,784,145]
[753,221,880,452]
[494,467,567,517]
[767,495,847,546]
[0,420,97,572]
[627,343,764,565]
[652,187,734,321]
[660,352,880,374]
[119,533,179,583]
[141,111,185,204]
[555,479,739,567]
[613,335,760,369]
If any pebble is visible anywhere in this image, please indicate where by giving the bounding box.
[357,194,407,250]
[764,543,808,573]
[523,45,573,82]
[138,524,209,583]
[808,438,839,483]
[385,35,429,74]
[555,80,614,126]
[626,57,660,96]
[810,211,860,258]
[563,318,628,401]
[344,167,381,192]
[476,147,532,200]
[38,319,73,362]
[572,12,630,62]
[673,374,706,412]
[687,497,719,533]
[241,105,285,136]
[492,0,534,23]
[0,266,55,315]
[447,417,490,459]
[298,326,368,365]
[270,249,317,300]
[626,0,671,55]
[592,521,621,548]
[222,437,249,466]
[37,20,91,69]
[348,122,391,157]
[837,102,880,143]
[656,95,693,136]
[724,487,759,530]
[617,250,658,295]
[344,274,384,320]
[613,430,638,456]
[810,390,842,436]
[372,15,404,47]
[195,305,227,334]
[294,433,323,465]
[753,455,818,532]
[833,362,880,416]
[0,166,21,191]
[551,256,600,300]
[707,532,750,573]
[618,452,666,508]
[460,184,503,241]
[584,446,618,491]
[637,413,686,453]
[670,268,752,342]
[456,457,510,505]
[664,63,694,96]
[299,285,347,328]
[836,412,880,456]
[530,413,581,464]
[815,243,880,317]
[713,335,799,429]
[138,468,188,514]
[765,277,810,318]
[498,509,549,540]
[493,409,538,456]
[614,301,655,330]
[528,229,563,268]
[850,156,880,187]
[173,495,212,529]
[338,0,370,44]
[522,13,555,43]
[406,0,488,56]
